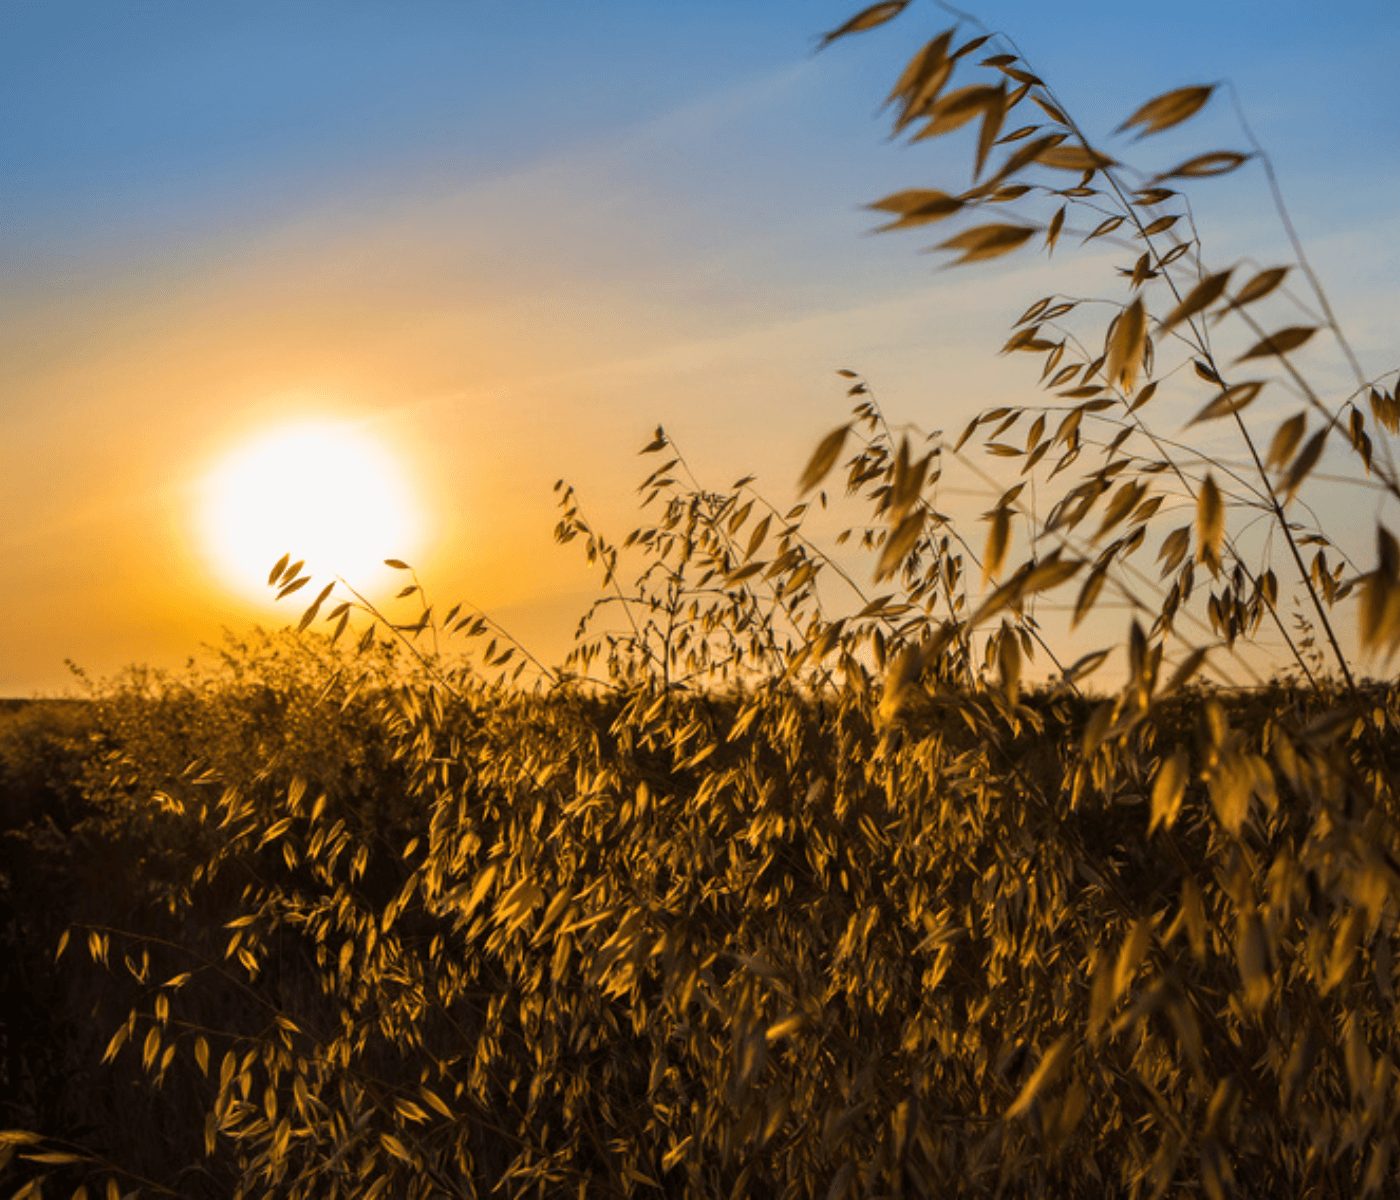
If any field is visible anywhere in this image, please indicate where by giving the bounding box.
[5,4,1400,1197]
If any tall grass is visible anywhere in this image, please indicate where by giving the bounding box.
[5,3,1400,1197]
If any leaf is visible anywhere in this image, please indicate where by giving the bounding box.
[869,189,964,229]
[879,641,926,723]
[379,1132,414,1164]
[868,188,954,214]
[1104,297,1147,393]
[998,629,1021,701]
[267,553,290,586]
[662,1136,695,1172]
[1188,381,1263,425]
[1139,213,1179,237]
[1366,386,1400,434]
[20,1151,86,1165]
[1208,753,1252,834]
[1157,524,1192,576]
[1128,379,1159,412]
[384,558,411,570]
[953,413,984,451]
[1117,84,1214,138]
[1338,1013,1372,1097]
[297,581,337,634]
[892,57,956,134]
[1005,1037,1072,1119]
[890,443,930,516]
[419,1086,455,1120]
[885,30,953,113]
[1150,748,1189,833]
[1160,270,1233,333]
[394,1098,431,1124]
[935,223,1036,265]
[1159,151,1249,179]
[974,86,1009,179]
[1064,648,1110,682]
[817,0,908,48]
[1196,473,1224,571]
[1021,555,1083,595]
[915,83,1004,139]
[726,561,765,585]
[1237,911,1270,1008]
[876,510,926,580]
[1113,920,1151,999]
[1323,910,1361,993]
[1231,266,1289,307]
[1281,429,1327,499]
[1164,646,1209,693]
[1072,562,1108,626]
[0,1132,44,1146]
[765,1014,806,1042]
[1237,325,1316,362]
[1038,144,1115,172]
[458,864,498,921]
[745,515,772,560]
[983,507,1012,583]
[1278,1027,1319,1111]
[1266,413,1307,471]
[979,133,1067,192]
[799,425,849,493]
[1083,215,1125,243]
[1094,479,1146,541]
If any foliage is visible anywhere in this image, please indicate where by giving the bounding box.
[6,2,1400,1197]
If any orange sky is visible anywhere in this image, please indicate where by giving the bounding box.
[4,2,1398,693]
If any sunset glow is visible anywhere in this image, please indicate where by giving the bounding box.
[7,6,1400,1195]
[199,421,420,603]
[2,0,1396,698]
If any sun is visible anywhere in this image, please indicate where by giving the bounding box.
[200,420,422,603]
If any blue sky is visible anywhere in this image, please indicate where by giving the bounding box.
[2,1,1398,691]
[6,1,1397,255]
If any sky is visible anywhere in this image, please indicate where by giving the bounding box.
[3,0,1398,694]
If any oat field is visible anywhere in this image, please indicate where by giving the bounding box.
[4,4,1400,1196]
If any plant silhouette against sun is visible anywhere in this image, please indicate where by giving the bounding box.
[6,4,1400,1199]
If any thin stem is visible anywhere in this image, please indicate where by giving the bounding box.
[991,24,1352,685]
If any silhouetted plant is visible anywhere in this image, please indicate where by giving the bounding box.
[5,4,1400,1198]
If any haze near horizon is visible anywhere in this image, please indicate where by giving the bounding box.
[3,0,1398,693]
